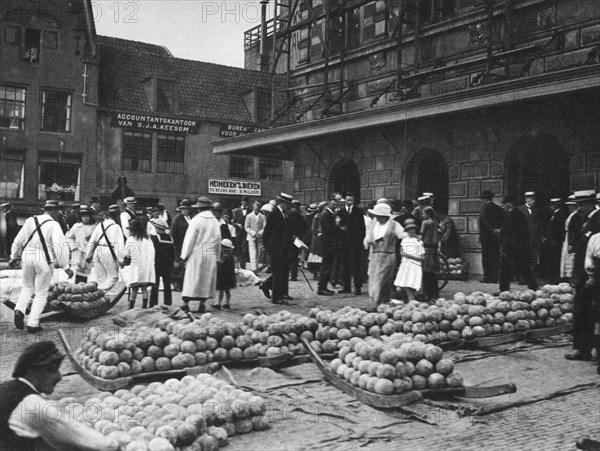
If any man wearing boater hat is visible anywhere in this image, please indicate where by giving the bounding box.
[9,200,73,332]
[0,341,118,450]
[262,193,295,304]
[120,196,137,238]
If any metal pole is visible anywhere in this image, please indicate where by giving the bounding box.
[260,0,269,70]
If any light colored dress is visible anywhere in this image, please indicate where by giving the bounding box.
[560,210,577,278]
[121,236,155,287]
[394,236,424,290]
[365,219,406,304]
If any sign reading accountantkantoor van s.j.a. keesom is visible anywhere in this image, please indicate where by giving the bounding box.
[219,123,268,138]
[111,113,199,134]
[208,179,261,196]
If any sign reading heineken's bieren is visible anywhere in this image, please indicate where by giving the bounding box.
[111,112,199,134]
[208,179,261,196]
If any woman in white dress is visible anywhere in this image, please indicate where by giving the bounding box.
[120,219,155,308]
[394,220,424,301]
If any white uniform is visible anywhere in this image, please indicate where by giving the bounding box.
[10,213,69,327]
[245,211,265,270]
[86,218,125,291]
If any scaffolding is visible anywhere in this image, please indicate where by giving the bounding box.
[243,0,545,125]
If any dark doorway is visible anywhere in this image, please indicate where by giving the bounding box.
[406,149,449,214]
[505,134,569,217]
[328,159,361,201]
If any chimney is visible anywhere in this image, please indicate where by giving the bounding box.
[259,0,269,71]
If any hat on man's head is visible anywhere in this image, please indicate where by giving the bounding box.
[193,197,212,208]
[291,200,302,206]
[317,201,328,209]
[43,200,60,209]
[241,196,250,203]
[417,195,431,204]
[574,190,595,202]
[123,197,136,204]
[108,204,120,213]
[79,205,91,215]
[368,203,392,217]
[596,193,600,201]
[150,218,169,231]
[156,203,165,210]
[221,238,234,249]
[150,206,160,213]
[423,192,434,199]
[502,195,517,204]
[211,202,223,211]
[565,195,576,206]
[404,219,418,230]
[307,203,318,212]
[260,204,273,213]
[480,190,495,200]
[550,198,562,204]
[1,202,12,209]
[179,199,191,208]
[524,191,536,198]
[276,193,293,203]
[12,341,65,378]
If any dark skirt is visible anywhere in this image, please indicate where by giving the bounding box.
[422,247,440,273]
[217,257,236,290]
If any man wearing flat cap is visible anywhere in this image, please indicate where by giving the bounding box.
[478,190,504,283]
[0,341,118,450]
[180,196,221,313]
[9,200,73,332]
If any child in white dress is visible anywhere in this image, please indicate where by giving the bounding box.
[394,220,424,301]
[121,219,156,308]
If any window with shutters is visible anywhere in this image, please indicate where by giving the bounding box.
[157,134,185,173]
[362,1,387,43]
[122,131,152,172]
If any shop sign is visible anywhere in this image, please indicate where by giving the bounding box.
[219,123,268,138]
[208,179,261,196]
[111,112,199,134]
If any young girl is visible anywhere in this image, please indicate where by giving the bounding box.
[66,205,95,283]
[213,238,236,310]
[394,220,424,301]
[121,219,156,309]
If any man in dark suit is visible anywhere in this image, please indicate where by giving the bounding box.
[170,199,192,291]
[517,191,545,273]
[317,199,340,296]
[478,190,504,283]
[545,198,569,282]
[1,202,20,259]
[262,193,294,304]
[566,190,600,361]
[337,193,366,295]
[498,195,538,292]
[287,200,308,281]
[232,196,250,269]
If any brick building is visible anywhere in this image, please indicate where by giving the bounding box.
[96,37,293,212]
[0,0,98,215]
[213,0,600,273]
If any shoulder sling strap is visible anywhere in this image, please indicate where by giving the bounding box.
[33,217,53,266]
[23,218,53,250]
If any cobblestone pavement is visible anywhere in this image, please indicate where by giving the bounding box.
[1,275,598,450]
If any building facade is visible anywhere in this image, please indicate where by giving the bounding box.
[0,0,98,216]
[215,0,600,273]
[96,37,294,211]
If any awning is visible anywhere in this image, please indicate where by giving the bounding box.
[211,65,600,157]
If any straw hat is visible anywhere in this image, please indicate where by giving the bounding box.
[368,203,392,217]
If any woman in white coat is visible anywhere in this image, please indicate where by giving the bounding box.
[180,197,221,313]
